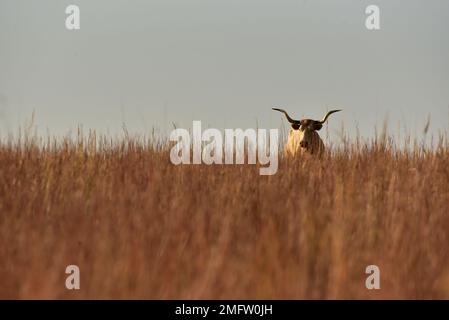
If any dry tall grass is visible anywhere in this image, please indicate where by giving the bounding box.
[0,130,449,299]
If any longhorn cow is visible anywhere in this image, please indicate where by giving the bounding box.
[273,108,341,156]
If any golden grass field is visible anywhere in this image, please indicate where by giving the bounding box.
[0,130,449,299]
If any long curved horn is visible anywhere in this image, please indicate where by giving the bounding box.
[319,109,342,124]
[272,108,301,124]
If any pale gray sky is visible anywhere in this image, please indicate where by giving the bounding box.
[1,0,448,142]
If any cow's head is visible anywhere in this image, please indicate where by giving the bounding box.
[272,107,341,152]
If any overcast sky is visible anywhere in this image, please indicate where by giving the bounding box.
[1,0,448,143]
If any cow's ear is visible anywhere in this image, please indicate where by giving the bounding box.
[291,124,300,130]
[313,121,323,131]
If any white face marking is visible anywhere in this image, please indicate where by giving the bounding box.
[285,125,324,156]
